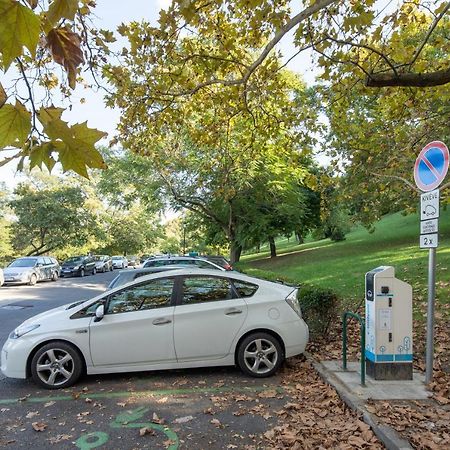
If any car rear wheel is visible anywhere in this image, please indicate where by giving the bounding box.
[29,274,37,286]
[237,332,283,378]
[31,342,83,389]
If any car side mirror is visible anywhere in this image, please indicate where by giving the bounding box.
[94,304,105,322]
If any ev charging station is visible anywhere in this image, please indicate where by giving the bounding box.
[365,266,413,380]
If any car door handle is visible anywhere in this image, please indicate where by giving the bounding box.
[225,308,243,316]
[152,318,172,325]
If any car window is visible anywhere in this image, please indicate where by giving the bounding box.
[106,278,174,314]
[232,280,259,297]
[37,257,46,266]
[182,276,233,305]
[70,300,105,319]
[43,257,52,265]
[194,260,217,269]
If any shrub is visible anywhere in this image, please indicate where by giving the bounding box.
[298,285,340,340]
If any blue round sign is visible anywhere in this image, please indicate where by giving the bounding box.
[414,141,449,192]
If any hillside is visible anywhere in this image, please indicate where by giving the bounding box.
[239,209,450,312]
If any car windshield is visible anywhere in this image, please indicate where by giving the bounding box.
[9,258,37,267]
[65,257,83,264]
[94,256,105,261]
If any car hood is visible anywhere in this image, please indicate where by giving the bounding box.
[19,300,87,327]
[3,267,33,275]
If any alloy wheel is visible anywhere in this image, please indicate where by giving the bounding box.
[35,349,74,387]
[243,338,278,375]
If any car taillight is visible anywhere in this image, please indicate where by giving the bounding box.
[285,289,302,317]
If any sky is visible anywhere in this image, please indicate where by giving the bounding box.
[0,0,318,189]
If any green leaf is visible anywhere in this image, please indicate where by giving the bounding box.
[0,100,31,148]
[0,0,40,69]
[38,107,107,178]
[29,142,56,172]
[46,0,78,27]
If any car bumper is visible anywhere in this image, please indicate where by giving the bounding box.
[60,269,79,277]
[1,339,29,379]
[283,319,309,358]
[3,277,30,285]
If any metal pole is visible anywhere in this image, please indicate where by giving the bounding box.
[425,247,436,384]
[342,313,347,370]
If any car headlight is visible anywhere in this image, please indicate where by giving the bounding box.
[9,324,40,339]
[73,265,80,270]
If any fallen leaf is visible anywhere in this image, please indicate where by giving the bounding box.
[32,422,47,432]
[139,427,156,437]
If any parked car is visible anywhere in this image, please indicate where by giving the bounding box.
[2,257,60,285]
[112,256,128,269]
[143,256,224,270]
[60,256,96,277]
[94,255,113,273]
[202,255,233,271]
[140,254,152,264]
[108,265,187,290]
[0,268,4,287]
[127,256,139,268]
[1,268,308,389]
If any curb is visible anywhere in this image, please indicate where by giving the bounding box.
[310,357,413,450]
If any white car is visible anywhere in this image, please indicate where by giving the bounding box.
[111,256,128,269]
[1,269,308,389]
[0,268,4,287]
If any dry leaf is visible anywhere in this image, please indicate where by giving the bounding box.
[32,422,47,432]
[139,427,156,437]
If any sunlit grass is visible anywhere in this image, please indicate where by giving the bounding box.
[238,209,450,313]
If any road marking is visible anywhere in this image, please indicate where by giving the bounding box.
[0,384,283,405]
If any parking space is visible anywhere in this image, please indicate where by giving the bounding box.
[0,366,286,449]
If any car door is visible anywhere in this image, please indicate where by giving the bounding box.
[36,257,47,280]
[89,277,177,367]
[173,275,248,362]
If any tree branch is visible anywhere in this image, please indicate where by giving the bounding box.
[372,172,420,193]
[366,66,450,87]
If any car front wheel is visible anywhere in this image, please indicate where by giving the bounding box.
[51,271,58,281]
[30,342,83,389]
[92,267,96,275]
[237,332,283,378]
[80,268,85,277]
[29,273,37,286]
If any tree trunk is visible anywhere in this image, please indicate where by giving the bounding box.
[269,236,277,258]
[229,240,242,264]
[296,231,304,244]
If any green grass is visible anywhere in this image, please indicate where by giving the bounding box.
[238,209,450,313]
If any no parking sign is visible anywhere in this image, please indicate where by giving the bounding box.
[414,140,449,385]
[414,141,449,192]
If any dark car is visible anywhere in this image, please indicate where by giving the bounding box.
[60,256,96,277]
[107,265,186,290]
[3,256,60,285]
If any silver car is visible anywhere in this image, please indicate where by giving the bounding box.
[3,257,60,286]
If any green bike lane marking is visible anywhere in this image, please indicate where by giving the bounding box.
[0,384,284,405]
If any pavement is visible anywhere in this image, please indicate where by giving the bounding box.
[313,359,433,450]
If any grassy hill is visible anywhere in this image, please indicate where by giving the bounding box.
[238,209,450,314]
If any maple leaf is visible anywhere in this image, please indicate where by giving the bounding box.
[29,142,56,172]
[0,0,40,69]
[0,82,6,108]
[46,26,84,89]
[46,0,78,27]
[38,106,106,178]
[0,100,31,148]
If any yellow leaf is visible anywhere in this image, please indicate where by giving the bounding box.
[0,100,31,148]
[0,0,40,69]
[46,0,78,26]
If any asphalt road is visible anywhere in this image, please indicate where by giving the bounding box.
[0,268,286,449]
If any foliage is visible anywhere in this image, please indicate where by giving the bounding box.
[98,208,163,256]
[0,0,109,177]
[298,285,340,339]
[9,182,101,255]
[0,183,13,265]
